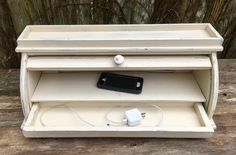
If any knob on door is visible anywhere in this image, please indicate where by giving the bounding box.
[114,55,124,65]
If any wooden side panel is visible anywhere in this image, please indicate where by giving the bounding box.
[207,53,219,119]
[20,53,30,116]
[192,70,211,108]
[20,54,41,116]
[27,71,41,106]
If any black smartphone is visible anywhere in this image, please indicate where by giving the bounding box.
[97,72,143,94]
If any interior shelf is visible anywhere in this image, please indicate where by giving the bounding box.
[31,72,206,102]
[27,56,212,71]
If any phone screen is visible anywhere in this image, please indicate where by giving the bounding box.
[97,73,143,94]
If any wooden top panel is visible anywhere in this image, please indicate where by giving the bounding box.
[26,30,211,40]
[16,24,223,54]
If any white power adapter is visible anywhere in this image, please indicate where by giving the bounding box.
[105,105,162,127]
[125,108,143,126]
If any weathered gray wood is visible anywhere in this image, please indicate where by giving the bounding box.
[0,1,19,68]
[0,60,236,155]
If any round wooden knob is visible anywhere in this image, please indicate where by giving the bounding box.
[114,55,124,65]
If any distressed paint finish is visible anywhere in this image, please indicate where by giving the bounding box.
[0,59,236,154]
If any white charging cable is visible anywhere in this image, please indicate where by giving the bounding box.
[105,104,163,127]
[40,104,163,127]
[40,104,95,127]
[104,106,128,126]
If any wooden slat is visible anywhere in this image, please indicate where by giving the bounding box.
[27,56,212,71]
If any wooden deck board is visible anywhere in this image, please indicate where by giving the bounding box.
[0,59,236,155]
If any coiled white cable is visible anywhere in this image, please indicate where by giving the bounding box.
[40,104,164,127]
[104,106,128,126]
[105,104,164,127]
[40,104,95,127]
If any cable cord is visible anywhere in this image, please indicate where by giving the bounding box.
[105,104,164,127]
[40,104,164,127]
[104,106,128,126]
[40,104,65,127]
[40,104,95,127]
[68,106,95,127]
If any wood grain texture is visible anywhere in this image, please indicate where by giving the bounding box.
[0,1,19,68]
[0,59,236,154]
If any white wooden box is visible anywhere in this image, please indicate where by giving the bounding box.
[16,24,223,138]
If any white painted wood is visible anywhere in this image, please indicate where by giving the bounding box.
[20,53,30,116]
[31,72,206,103]
[193,70,211,108]
[22,103,214,138]
[16,24,223,138]
[22,102,213,138]
[194,103,212,127]
[22,128,214,138]
[17,25,31,40]
[19,24,210,32]
[17,47,223,56]
[207,53,219,118]
[206,24,224,42]
[25,30,212,40]
[16,24,223,54]
[20,66,41,115]
[24,103,39,127]
[21,24,221,41]
[209,119,217,129]
[27,72,41,108]
[27,56,212,71]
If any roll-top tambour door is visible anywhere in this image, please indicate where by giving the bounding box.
[27,55,212,71]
